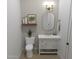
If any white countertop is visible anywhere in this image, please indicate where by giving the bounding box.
[38,35,61,40]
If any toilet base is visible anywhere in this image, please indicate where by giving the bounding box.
[26,50,33,58]
[25,44,33,58]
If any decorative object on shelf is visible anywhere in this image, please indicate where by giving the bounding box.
[22,16,27,24]
[22,17,25,24]
[25,16,28,24]
[27,14,37,24]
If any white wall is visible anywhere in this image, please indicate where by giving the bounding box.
[21,0,59,35]
[7,0,22,59]
[58,0,71,59]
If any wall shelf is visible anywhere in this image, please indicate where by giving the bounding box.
[22,24,37,26]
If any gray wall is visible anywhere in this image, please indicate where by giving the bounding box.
[7,0,22,59]
[57,0,72,59]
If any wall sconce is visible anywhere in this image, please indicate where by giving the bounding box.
[43,1,56,11]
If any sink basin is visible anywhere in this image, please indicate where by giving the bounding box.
[38,35,61,40]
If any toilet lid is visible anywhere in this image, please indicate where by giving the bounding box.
[26,44,33,50]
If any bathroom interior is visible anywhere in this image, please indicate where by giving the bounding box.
[7,0,72,59]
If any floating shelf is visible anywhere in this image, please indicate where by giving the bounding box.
[22,24,37,26]
[39,49,58,55]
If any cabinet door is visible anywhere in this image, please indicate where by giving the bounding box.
[39,39,47,49]
[39,39,57,49]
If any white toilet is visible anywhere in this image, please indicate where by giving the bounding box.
[25,37,35,58]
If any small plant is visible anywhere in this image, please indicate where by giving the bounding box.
[29,16,35,21]
[27,29,32,37]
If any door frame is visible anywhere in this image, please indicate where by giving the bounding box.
[65,0,72,59]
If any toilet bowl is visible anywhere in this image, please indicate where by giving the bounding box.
[25,37,35,58]
[25,44,33,58]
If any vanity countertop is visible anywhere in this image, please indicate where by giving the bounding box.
[38,35,61,40]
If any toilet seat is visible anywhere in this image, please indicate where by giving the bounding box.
[25,44,33,51]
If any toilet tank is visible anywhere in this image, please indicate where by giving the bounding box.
[25,37,35,44]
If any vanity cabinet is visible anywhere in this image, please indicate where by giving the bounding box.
[38,35,60,55]
[39,38,58,55]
